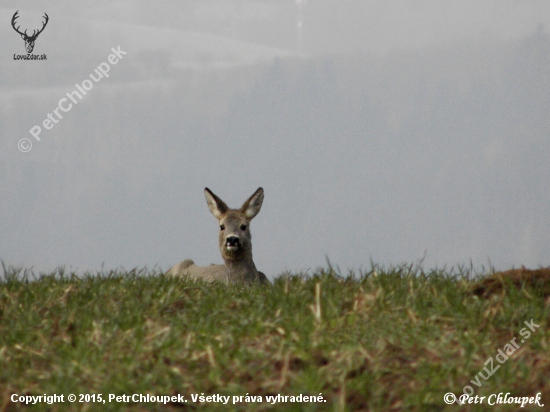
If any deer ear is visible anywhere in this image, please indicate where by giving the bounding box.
[204,188,228,219]
[21,34,25,40]
[241,187,264,220]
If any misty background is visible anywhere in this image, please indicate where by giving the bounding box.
[1,0,549,278]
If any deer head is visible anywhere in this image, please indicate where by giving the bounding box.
[12,11,49,54]
[205,187,264,264]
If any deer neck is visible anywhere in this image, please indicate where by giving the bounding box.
[223,253,257,283]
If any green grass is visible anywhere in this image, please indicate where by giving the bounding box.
[0,264,548,411]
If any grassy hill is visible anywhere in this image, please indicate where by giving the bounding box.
[0,264,548,411]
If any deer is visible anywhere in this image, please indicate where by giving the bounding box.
[11,10,49,54]
[168,187,268,284]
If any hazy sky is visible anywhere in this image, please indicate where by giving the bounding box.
[1,1,549,277]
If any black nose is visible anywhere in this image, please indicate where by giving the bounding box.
[226,236,240,247]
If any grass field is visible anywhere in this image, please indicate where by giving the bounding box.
[0,263,548,411]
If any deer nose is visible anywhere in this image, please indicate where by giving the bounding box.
[226,236,240,247]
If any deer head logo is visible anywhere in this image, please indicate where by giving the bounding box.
[11,10,49,54]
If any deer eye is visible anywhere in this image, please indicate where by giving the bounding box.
[240,224,247,231]
[220,224,225,231]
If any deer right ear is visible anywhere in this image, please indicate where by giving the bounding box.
[204,188,228,219]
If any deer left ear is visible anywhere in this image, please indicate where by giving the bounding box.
[21,34,25,40]
[241,187,264,220]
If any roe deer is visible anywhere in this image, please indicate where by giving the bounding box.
[168,187,267,284]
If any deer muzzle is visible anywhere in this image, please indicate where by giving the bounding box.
[225,236,241,251]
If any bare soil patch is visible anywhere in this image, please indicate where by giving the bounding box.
[471,267,550,297]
